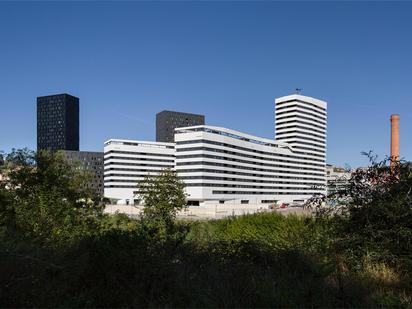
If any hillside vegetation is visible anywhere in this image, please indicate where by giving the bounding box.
[0,149,411,307]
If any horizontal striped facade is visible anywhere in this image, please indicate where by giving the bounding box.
[104,139,175,204]
[104,94,327,205]
[174,123,325,204]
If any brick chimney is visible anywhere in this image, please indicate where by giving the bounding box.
[390,114,400,169]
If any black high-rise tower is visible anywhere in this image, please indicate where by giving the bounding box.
[37,93,79,151]
[156,110,205,143]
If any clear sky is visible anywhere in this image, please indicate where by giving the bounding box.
[1,1,411,168]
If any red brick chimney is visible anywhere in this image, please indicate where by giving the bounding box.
[390,114,400,170]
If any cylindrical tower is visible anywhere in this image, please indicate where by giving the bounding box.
[390,114,400,169]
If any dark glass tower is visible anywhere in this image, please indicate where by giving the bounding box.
[62,151,104,196]
[156,110,205,143]
[37,93,79,151]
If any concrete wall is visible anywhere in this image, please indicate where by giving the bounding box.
[103,203,310,220]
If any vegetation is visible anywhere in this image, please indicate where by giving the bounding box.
[138,169,188,243]
[316,154,412,272]
[0,149,103,245]
[0,150,411,307]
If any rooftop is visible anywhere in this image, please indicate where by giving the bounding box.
[175,125,293,151]
[275,94,327,109]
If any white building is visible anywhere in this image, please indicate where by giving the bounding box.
[175,125,325,205]
[275,94,327,162]
[104,139,175,205]
[104,94,327,206]
[275,94,327,190]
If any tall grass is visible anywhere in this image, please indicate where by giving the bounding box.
[1,212,410,307]
[2,150,410,307]
[188,212,316,249]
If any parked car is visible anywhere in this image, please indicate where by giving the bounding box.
[280,203,289,209]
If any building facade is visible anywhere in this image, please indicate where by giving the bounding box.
[62,151,104,196]
[103,139,175,205]
[326,164,351,195]
[175,125,326,205]
[156,110,205,143]
[37,93,79,151]
[105,94,327,206]
[275,94,327,192]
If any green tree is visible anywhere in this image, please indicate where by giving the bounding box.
[137,169,187,241]
[317,154,412,271]
[4,147,35,167]
[0,149,104,244]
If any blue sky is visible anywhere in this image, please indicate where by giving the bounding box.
[1,1,411,168]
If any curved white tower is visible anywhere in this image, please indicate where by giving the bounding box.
[275,94,327,194]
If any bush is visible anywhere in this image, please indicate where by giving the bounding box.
[0,149,103,245]
[0,149,410,307]
[317,155,412,272]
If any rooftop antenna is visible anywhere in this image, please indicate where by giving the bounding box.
[295,88,302,94]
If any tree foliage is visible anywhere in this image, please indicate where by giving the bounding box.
[139,169,187,220]
[0,149,410,307]
[137,169,187,242]
[0,149,103,244]
[315,154,412,271]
